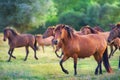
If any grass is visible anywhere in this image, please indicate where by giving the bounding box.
[0,34,120,80]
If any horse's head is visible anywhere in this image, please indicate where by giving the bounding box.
[80,26,96,34]
[53,24,73,45]
[43,26,55,38]
[108,27,120,43]
[3,27,18,41]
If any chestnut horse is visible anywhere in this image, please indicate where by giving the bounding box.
[80,26,120,58]
[43,26,55,38]
[3,27,38,62]
[43,27,63,58]
[35,34,54,53]
[42,26,83,58]
[53,24,112,75]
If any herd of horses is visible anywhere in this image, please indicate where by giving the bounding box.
[3,23,120,75]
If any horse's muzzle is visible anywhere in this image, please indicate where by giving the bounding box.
[53,39,58,45]
[3,38,6,41]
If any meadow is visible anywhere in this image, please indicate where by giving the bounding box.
[0,34,120,80]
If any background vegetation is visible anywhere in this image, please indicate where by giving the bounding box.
[0,0,120,33]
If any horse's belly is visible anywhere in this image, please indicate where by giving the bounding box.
[78,50,95,58]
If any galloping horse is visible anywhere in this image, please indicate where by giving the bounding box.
[3,27,38,61]
[43,27,63,58]
[80,26,120,58]
[53,24,112,75]
[35,34,54,53]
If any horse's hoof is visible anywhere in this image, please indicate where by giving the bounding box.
[95,72,98,75]
[24,59,27,61]
[74,73,77,76]
[63,70,69,74]
[7,60,11,62]
[13,57,16,59]
[35,57,38,60]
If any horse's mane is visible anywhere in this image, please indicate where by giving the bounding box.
[4,27,19,36]
[80,26,97,34]
[55,24,74,38]
[93,26,104,32]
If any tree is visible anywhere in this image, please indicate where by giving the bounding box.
[0,0,56,32]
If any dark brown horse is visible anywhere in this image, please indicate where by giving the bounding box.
[108,23,120,43]
[3,27,38,62]
[108,23,120,69]
[53,24,112,75]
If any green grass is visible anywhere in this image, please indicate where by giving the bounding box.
[0,34,120,80]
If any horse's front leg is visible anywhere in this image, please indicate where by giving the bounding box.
[24,46,29,61]
[109,45,114,58]
[60,55,69,74]
[8,48,15,62]
[55,50,63,58]
[73,54,78,75]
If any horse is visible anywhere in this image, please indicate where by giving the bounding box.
[42,26,83,58]
[80,26,120,59]
[53,24,113,75]
[42,26,63,58]
[3,27,38,62]
[108,23,120,69]
[35,34,55,53]
[109,37,120,58]
[42,26,55,38]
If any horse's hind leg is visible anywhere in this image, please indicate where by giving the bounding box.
[95,60,102,75]
[31,45,38,60]
[60,55,69,74]
[41,45,45,53]
[94,54,103,75]
[99,61,102,74]
[24,46,29,61]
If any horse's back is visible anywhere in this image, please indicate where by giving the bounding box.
[14,34,35,47]
[73,34,107,58]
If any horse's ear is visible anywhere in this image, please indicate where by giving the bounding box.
[109,24,116,29]
[116,23,120,28]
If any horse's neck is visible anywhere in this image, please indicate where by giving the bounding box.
[8,34,17,41]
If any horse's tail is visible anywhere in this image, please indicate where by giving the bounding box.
[34,36,39,50]
[103,47,113,73]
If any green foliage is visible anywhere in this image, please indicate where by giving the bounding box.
[0,0,56,32]
[59,11,86,30]
[0,0,120,33]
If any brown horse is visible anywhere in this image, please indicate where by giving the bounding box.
[53,24,112,75]
[109,37,120,58]
[43,26,55,38]
[43,26,63,58]
[35,34,54,53]
[80,26,120,59]
[108,23,120,43]
[3,27,38,62]
[108,23,120,69]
